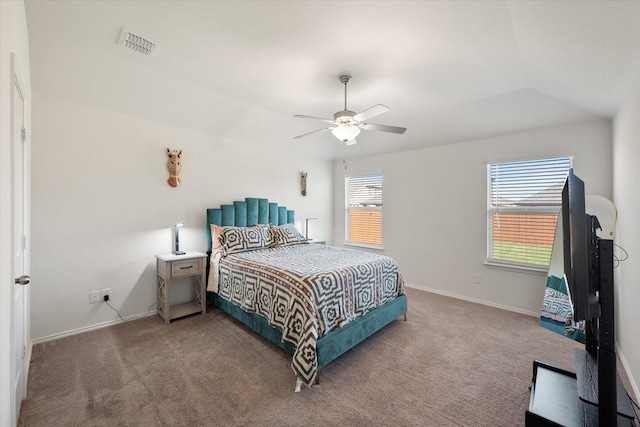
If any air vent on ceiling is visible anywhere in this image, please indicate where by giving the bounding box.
[118,28,157,56]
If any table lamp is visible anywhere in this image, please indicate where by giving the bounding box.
[305,218,318,240]
[173,223,185,255]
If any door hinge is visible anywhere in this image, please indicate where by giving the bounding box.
[21,126,26,143]
[22,344,26,360]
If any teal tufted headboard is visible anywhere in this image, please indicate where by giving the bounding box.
[206,197,295,252]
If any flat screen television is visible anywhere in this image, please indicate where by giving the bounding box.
[561,168,600,324]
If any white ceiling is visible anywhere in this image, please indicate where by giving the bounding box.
[24,1,640,160]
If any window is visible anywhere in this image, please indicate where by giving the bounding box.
[488,156,571,269]
[345,173,383,247]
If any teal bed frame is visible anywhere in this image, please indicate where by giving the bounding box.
[206,197,408,383]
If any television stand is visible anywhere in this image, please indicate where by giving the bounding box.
[574,348,635,420]
[526,358,636,426]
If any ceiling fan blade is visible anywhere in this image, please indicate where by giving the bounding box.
[294,127,334,139]
[294,114,334,124]
[353,104,390,122]
[361,123,407,134]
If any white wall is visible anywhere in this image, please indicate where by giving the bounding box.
[1,1,32,425]
[30,94,333,341]
[613,72,640,399]
[334,119,612,315]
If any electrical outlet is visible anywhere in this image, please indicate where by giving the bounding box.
[100,288,111,301]
[89,291,100,303]
[474,274,482,285]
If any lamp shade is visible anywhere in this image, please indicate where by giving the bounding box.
[305,217,318,240]
[331,124,360,142]
[173,223,185,255]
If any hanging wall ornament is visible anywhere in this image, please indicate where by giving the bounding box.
[167,148,182,187]
[301,171,308,196]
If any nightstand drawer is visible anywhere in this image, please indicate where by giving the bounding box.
[171,258,202,277]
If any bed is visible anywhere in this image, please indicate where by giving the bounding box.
[206,197,407,388]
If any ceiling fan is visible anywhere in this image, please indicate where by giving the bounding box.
[294,75,407,146]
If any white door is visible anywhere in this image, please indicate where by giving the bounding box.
[12,56,29,424]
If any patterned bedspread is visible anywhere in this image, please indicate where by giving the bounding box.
[216,243,405,387]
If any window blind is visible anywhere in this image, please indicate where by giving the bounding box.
[345,174,383,246]
[488,157,571,268]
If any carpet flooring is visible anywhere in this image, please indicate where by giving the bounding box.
[18,287,638,426]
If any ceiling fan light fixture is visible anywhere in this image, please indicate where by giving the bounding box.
[332,124,360,142]
[294,74,406,144]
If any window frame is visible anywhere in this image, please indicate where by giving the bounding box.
[486,156,572,272]
[344,172,384,250]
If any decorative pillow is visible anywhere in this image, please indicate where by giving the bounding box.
[219,225,271,255]
[210,224,226,250]
[270,223,307,247]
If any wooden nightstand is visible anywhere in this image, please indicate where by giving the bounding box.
[155,251,206,324]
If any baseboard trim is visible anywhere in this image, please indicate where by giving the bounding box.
[404,283,540,317]
[616,344,640,404]
[32,310,157,345]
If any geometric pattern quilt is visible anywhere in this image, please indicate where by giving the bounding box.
[217,243,405,387]
[540,274,573,323]
[541,287,573,322]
